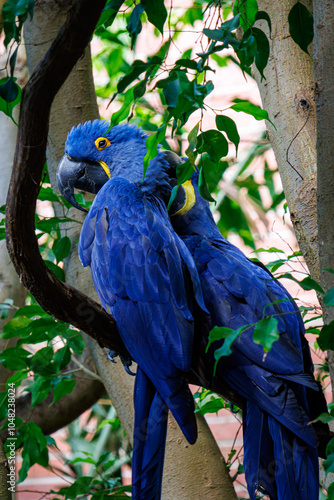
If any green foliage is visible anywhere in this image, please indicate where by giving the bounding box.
[0,77,21,124]
[288,1,314,54]
[1,0,34,46]
[194,389,229,415]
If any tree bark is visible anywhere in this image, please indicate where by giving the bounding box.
[313,0,334,398]
[0,95,26,393]
[0,437,11,500]
[255,0,319,280]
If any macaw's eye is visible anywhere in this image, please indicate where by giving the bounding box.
[95,136,111,151]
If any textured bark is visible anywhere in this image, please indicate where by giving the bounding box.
[0,107,27,392]
[22,2,237,497]
[255,0,319,280]
[0,437,11,500]
[162,414,238,500]
[313,0,334,398]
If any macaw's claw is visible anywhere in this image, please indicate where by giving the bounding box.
[106,349,136,375]
[106,349,118,363]
[120,356,136,376]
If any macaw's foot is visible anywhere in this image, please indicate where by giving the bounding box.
[106,349,136,376]
[106,349,118,363]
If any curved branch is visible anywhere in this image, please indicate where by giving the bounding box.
[5,0,129,357]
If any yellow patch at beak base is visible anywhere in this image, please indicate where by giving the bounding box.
[171,180,196,217]
[98,160,111,179]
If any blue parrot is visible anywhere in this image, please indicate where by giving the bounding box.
[57,120,328,500]
[57,120,208,500]
[168,171,327,500]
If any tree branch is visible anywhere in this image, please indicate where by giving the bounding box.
[1,352,105,441]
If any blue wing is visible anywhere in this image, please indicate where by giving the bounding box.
[79,177,207,498]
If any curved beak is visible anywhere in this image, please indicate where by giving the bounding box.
[56,154,110,212]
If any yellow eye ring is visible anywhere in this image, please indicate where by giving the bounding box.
[95,136,111,151]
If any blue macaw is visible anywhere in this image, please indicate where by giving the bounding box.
[168,171,327,500]
[57,120,328,500]
[57,120,208,500]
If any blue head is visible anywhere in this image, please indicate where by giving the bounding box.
[57,120,170,210]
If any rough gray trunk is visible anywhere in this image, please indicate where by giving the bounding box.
[313,0,334,398]
[23,1,237,497]
[255,0,318,280]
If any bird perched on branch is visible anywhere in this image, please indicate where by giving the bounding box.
[57,120,208,500]
[57,120,328,500]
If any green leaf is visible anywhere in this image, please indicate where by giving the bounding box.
[253,247,285,254]
[230,99,274,126]
[18,422,48,483]
[237,34,257,69]
[56,477,95,499]
[185,122,199,166]
[317,321,334,351]
[253,316,279,353]
[95,0,123,32]
[143,123,167,180]
[0,76,19,102]
[328,482,334,500]
[38,186,59,202]
[117,59,153,94]
[233,0,258,31]
[176,160,195,185]
[0,77,21,123]
[141,0,167,34]
[52,236,71,263]
[277,273,324,294]
[288,1,314,54]
[53,345,71,372]
[44,260,65,282]
[311,412,334,424]
[126,3,144,39]
[195,392,225,415]
[203,15,240,42]
[25,375,53,407]
[247,27,270,79]
[215,115,240,154]
[163,79,179,108]
[255,10,272,36]
[0,347,31,370]
[324,437,334,474]
[52,378,76,405]
[175,58,199,71]
[109,86,136,127]
[197,130,229,164]
[207,325,247,372]
[324,287,334,307]
[198,166,215,202]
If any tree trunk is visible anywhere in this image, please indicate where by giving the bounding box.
[23,1,236,497]
[255,0,319,280]
[0,437,11,500]
[313,0,334,398]
[0,106,27,393]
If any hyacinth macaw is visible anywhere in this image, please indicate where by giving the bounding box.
[57,120,208,500]
[168,171,328,500]
[57,120,328,500]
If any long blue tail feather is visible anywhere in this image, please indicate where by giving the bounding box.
[244,401,319,500]
[132,367,168,500]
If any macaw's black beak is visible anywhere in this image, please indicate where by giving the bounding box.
[56,154,110,212]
